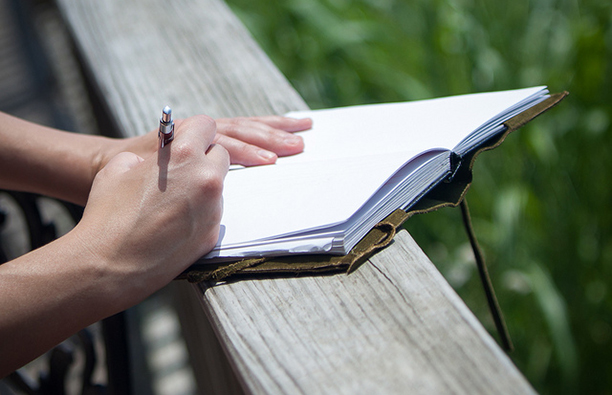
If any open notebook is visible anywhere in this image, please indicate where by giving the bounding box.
[202,86,550,262]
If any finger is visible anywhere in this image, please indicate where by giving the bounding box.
[172,115,217,150]
[238,116,313,132]
[214,134,277,166]
[216,119,304,157]
[205,143,231,175]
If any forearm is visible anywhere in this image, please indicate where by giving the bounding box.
[0,112,118,205]
[0,229,142,377]
[0,115,228,377]
[0,112,310,204]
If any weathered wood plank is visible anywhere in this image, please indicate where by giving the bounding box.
[56,0,307,137]
[200,230,533,394]
[56,0,535,393]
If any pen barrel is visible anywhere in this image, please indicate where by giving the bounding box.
[159,121,174,137]
[158,120,174,146]
[158,106,175,147]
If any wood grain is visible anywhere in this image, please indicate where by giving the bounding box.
[56,0,535,393]
[199,231,533,394]
[56,0,307,137]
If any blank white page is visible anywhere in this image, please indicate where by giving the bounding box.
[212,86,548,257]
[282,86,547,165]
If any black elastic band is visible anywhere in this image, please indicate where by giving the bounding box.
[460,199,514,352]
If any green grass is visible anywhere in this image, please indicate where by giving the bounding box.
[225,0,612,393]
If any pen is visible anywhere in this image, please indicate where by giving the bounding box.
[158,106,175,148]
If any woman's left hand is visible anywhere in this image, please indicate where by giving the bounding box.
[99,115,312,171]
[213,116,311,166]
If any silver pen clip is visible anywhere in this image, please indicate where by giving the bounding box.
[158,106,175,148]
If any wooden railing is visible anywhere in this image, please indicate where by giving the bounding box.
[55,0,536,393]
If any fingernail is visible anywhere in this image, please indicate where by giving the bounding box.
[258,150,277,160]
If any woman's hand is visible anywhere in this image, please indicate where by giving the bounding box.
[97,115,311,173]
[77,115,229,291]
[0,115,229,376]
[213,116,311,166]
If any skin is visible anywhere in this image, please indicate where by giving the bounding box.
[0,111,311,377]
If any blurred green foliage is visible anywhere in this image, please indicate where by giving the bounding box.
[225,0,611,393]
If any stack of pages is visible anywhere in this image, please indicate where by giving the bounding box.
[203,86,550,261]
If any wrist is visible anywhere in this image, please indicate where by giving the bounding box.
[64,229,145,315]
[67,221,159,311]
[90,136,122,182]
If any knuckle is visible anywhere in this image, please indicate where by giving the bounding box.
[191,114,216,129]
[203,115,217,131]
[200,170,225,198]
[236,142,254,156]
[181,114,217,139]
[173,141,198,161]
